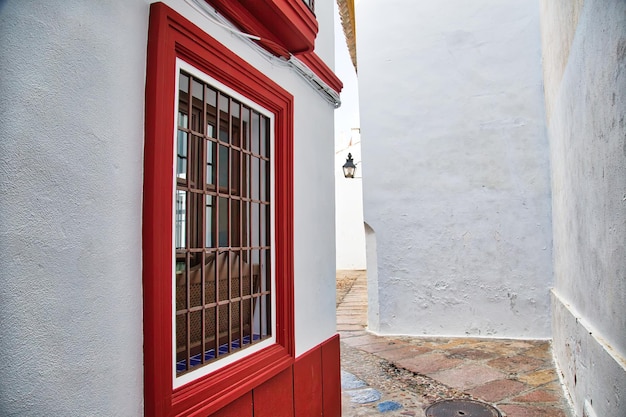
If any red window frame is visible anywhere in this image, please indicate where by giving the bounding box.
[143,3,294,416]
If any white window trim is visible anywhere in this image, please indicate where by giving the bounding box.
[172,58,277,388]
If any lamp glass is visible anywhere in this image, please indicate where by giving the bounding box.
[342,153,356,178]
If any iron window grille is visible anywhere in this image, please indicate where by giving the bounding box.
[174,68,273,377]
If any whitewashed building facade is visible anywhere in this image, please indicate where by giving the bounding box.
[0,1,343,416]
[355,1,625,416]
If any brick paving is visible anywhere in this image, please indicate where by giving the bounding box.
[337,270,572,417]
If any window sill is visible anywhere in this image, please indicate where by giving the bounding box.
[172,344,293,416]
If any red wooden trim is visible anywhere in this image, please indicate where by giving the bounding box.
[143,3,295,416]
[206,0,342,94]
[253,368,295,417]
[293,344,323,417]
[207,0,318,55]
[295,52,343,94]
[212,391,252,417]
[321,335,342,417]
[208,335,341,416]
[172,347,293,416]
[144,4,177,415]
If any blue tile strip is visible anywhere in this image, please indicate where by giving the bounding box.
[341,370,368,390]
[377,401,403,412]
[342,369,405,412]
[346,388,382,404]
[177,334,261,373]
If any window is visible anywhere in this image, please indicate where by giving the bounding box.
[143,4,294,416]
[174,64,275,383]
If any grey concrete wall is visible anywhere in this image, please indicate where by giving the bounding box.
[541,0,626,415]
[356,0,553,338]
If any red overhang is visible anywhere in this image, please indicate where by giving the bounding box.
[207,0,319,57]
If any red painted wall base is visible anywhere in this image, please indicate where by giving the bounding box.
[212,334,341,417]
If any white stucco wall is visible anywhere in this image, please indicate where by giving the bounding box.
[541,0,626,415]
[334,1,366,271]
[0,0,337,415]
[357,0,553,338]
[0,2,148,415]
[313,0,335,68]
[335,132,366,270]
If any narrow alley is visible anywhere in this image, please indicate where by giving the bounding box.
[337,271,571,417]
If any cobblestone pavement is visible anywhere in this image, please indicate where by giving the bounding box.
[337,270,573,417]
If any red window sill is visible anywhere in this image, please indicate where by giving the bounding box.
[172,345,293,416]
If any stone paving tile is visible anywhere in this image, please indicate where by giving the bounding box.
[465,340,529,357]
[521,343,553,360]
[517,369,559,386]
[466,378,528,402]
[339,315,370,324]
[499,404,567,417]
[338,310,366,316]
[487,355,544,374]
[395,352,463,375]
[376,345,432,361]
[341,301,367,307]
[339,330,367,338]
[342,334,383,347]
[428,363,507,391]
[358,341,407,354]
[339,324,368,331]
[341,341,427,417]
[540,381,568,395]
[397,337,468,351]
[445,347,499,360]
[512,389,560,403]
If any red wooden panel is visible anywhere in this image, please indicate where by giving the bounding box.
[253,368,294,417]
[294,345,323,417]
[211,392,253,417]
[322,335,341,417]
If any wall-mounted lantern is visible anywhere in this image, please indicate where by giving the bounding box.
[342,153,357,178]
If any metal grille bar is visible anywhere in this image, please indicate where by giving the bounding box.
[175,70,272,375]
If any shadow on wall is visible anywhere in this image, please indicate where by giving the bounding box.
[364,222,379,332]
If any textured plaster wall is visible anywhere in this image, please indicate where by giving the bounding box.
[357,0,553,337]
[0,1,148,415]
[292,79,338,357]
[0,0,338,414]
[313,0,335,68]
[541,0,626,415]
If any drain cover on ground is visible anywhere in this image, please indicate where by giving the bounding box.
[425,399,501,417]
